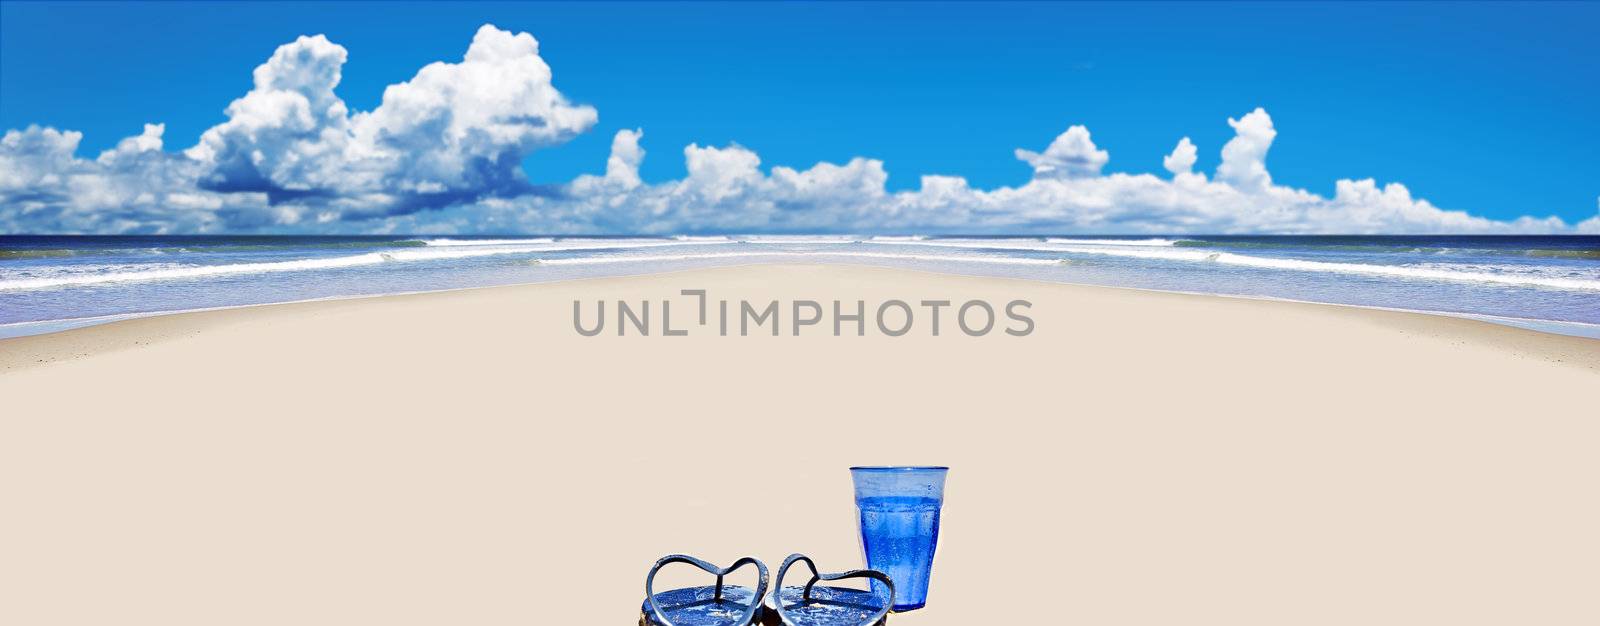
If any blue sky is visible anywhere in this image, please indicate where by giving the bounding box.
[1,1,1597,234]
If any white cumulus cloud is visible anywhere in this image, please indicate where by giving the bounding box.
[1216,107,1276,190]
[0,124,267,233]
[367,112,1583,236]
[1579,197,1600,234]
[1014,125,1110,179]
[603,128,645,188]
[187,23,594,219]
[1162,137,1198,177]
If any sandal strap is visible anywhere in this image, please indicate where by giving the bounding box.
[645,554,769,626]
[771,553,893,626]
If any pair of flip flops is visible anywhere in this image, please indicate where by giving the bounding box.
[641,554,894,626]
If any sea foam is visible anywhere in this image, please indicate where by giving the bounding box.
[0,253,393,290]
[1045,244,1600,291]
[0,239,734,290]
[416,237,556,246]
[1044,237,1181,246]
[4,236,1593,295]
[535,251,1066,266]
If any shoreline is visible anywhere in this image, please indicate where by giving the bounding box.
[3,262,1598,374]
[4,260,1600,345]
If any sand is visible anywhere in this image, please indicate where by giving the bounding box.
[2,264,1597,625]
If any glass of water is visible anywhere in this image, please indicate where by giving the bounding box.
[850,466,948,611]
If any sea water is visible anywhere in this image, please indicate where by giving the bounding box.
[2,235,1598,339]
[858,495,942,611]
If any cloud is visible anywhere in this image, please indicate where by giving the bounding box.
[1162,137,1197,177]
[0,125,82,193]
[1579,197,1600,234]
[1013,125,1109,179]
[0,124,268,233]
[603,128,645,189]
[186,24,594,219]
[0,26,1592,235]
[373,117,1574,236]
[1216,107,1275,190]
[526,140,891,234]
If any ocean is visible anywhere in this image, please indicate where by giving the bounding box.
[2,234,1597,339]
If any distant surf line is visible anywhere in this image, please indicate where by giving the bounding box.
[3,236,1597,293]
[533,251,1067,266]
[872,239,1600,291]
[0,240,736,290]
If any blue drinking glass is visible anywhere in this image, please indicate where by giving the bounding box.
[850,466,948,612]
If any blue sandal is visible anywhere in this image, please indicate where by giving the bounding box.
[768,554,893,626]
[640,554,769,626]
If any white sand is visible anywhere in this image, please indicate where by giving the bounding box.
[2,264,1596,625]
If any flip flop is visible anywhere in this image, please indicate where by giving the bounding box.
[641,554,769,626]
[766,554,894,626]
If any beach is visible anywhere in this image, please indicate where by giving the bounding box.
[2,263,1597,625]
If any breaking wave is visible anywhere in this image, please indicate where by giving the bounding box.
[1046,244,1600,291]
[534,251,1066,266]
[0,239,429,259]
[415,238,555,246]
[1044,238,1180,246]
[0,254,396,290]
[3,235,1594,295]
[0,239,733,291]
[1173,239,1600,259]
